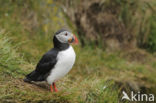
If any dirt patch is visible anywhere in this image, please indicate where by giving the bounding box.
[62,0,135,50]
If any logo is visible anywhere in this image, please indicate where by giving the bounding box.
[122,91,155,102]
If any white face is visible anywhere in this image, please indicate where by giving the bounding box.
[55,31,74,43]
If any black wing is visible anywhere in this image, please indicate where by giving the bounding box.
[25,48,58,81]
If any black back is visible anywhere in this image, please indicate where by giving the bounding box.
[25,30,69,81]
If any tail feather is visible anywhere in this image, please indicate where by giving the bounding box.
[23,71,36,83]
[23,77,32,83]
[24,70,46,82]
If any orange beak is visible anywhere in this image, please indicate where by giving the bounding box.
[68,35,79,44]
[73,35,79,44]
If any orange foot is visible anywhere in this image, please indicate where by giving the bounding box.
[50,85,53,93]
[53,82,58,92]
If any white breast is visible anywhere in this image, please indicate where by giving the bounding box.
[46,46,76,84]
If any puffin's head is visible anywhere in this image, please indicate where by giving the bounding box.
[54,29,78,44]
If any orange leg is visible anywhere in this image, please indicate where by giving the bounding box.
[50,85,53,92]
[53,82,58,92]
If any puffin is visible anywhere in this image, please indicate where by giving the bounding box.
[24,29,78,92]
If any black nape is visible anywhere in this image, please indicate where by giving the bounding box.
[53,36,69,51]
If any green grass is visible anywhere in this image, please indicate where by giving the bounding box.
[0,30,24,77]
[0,0,156,103]
[0,32,156,102]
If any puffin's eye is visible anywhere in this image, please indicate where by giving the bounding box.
[65,33,68,36]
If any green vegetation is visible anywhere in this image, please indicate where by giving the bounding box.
[0,0,156,103]
[118,0,156,52]
[0,31,24,77]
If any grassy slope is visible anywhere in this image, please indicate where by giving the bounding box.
[0,0,156,103]
[0,33,120,103]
